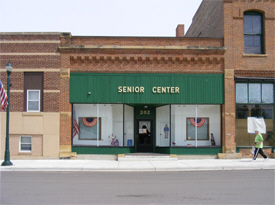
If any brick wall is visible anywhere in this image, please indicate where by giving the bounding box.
[59,34,226,146]
[224,0,274,154]
[0,33,61,158]
[185,0,274,155]
[0,33,61,113]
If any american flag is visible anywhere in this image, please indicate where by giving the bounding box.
[0,80,8,110]
[73,110,80,138]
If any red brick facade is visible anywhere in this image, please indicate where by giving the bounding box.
[1,0,274,158]
[187,0,274,156]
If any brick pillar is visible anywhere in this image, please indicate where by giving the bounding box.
[59,68,72,154]
[218,1,241,159]
[60,68,71,145]
[224,69,236,153]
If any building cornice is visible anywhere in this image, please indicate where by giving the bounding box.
[69,55,225,65]
[59,45,226,51]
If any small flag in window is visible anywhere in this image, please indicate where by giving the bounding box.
[0,80,8,110]
[73,110,80,138]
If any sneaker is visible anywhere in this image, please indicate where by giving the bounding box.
[251,159,255,162]
[264,158,268,162]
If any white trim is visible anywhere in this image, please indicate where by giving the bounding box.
[27,89,40,112]
[19,136,32,152]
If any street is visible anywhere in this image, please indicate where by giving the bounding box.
[1,170,274,205]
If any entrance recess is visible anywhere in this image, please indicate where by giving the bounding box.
[137,119,153,152]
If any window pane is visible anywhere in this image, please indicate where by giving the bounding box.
[236,105,248,119]
[187,118,209,140]
[21,144,31,151]
[244,35,262,54]
[251,105,262,118]
[28,91,39,100]
[73,104,123,147]
[244,15,254,34]
[79,117,100,140]
[262,105,273,119]
[262,84,274,103]
[171,105,195,146]
[236,83,248,103]
[197,105,220,146]
[21,137,31,143]
[156,105,170,147]
[244,15,261,34]
[249,84,261,103]
[28,101,39,111]
[124,105,134,147]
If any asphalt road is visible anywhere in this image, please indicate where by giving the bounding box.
[1,170,274,205]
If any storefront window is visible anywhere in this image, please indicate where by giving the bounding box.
[197,105,221,146]
[73,104,124,147]
[171,105,221,147]
[124,105,134,147]
[236,104,274,146]
[236,83,274,147]
[156,105,170,147]
[171,105,195,146]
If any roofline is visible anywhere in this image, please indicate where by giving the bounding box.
[71,35,224,40]
[0,32,62,35]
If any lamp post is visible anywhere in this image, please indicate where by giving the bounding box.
[2,60,13,166]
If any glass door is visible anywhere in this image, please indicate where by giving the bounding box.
[137,119,153,152]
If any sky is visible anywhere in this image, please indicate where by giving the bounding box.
[0,0,202,37]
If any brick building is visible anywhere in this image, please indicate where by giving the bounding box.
[0,33,61,158]
[1,0,274,159]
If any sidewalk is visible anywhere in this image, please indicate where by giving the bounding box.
[1,158,274,172]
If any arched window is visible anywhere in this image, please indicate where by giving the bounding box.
[244,11,264,54]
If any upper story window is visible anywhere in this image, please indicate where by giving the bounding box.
[27,90,40,112]
[24,72,43,112]
[244,11,264,54]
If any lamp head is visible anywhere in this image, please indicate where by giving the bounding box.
[6,60,13,72]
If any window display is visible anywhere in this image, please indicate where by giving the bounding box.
[79,117,101,140]
[171,105,221,147]
[186,118,209,140]
[73,104,123,146]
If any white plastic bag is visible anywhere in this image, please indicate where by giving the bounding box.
[251,146,255,155]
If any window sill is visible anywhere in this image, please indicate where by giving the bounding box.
[22,112,43,116]
[243,54,268,57]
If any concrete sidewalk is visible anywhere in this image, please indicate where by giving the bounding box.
[0,158,274,172]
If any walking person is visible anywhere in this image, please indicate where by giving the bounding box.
[251,130,268,162]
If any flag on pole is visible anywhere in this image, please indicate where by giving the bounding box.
[0,80,8,110]
[73,109,80,138]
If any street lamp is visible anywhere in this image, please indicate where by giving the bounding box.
[2,60,13,166]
